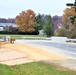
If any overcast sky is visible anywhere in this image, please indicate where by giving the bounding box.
[0,0,74,18]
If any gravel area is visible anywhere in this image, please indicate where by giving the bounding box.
[0,48,33,65]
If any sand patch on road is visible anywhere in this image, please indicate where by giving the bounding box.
[2,43,68,61]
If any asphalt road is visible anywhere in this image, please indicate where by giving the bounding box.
[15,40,76,60]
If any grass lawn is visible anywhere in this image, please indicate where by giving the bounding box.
[0,34,46,39]
[0,64,14,75]
[0,62,76,75]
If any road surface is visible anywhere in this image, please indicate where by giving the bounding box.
[15,40,76,60]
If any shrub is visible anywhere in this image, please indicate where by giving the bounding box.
[55,28,67,37]
[67,29,76,38]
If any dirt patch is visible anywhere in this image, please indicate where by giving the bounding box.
[0,48,32,65]
[2,43,68,61]
[0,43,76,70]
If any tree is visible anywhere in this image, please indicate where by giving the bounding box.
[43,15,54,37]
[35,14,44,30]
[0,18,15,23]
[67,28,76,38]
[16,9,36,32]
[62,8,76,30]
[52,15,59,24]
[0,18,7,23]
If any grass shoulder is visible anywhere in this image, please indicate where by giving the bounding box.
[0,62,76,75]
[0,34,46,40]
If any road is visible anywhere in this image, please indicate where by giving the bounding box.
[15,40,76,60]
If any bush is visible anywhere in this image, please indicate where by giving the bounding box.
[67,29,76,38]
[0,29,39,35]
[55,28,67,37]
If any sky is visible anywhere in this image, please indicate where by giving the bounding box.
[0,0,74,18]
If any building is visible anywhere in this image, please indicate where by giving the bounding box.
[0,26,4,31]
[0,23,17,31]
[0,23,17,27]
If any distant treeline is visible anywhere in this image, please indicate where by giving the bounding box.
[0,18,15,23]
[0,15,62,24]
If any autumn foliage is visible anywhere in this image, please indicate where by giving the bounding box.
[16,9,36,32]
[62,8,76,29]
[62,8,76,38]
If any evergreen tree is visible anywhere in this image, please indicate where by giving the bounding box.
[35,14,44,30]
[43,15,54,37]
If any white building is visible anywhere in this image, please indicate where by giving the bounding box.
[0,23,17,27]
[0,23,17,31]
[0,26,4,31]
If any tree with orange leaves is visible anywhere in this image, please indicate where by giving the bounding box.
[16,9,36,32]
[62,8,76,30]
[62,8,76,38]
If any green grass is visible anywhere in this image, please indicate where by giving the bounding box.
[0,34,46,39]
[0,62,76,75]
[0,64,14,75]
